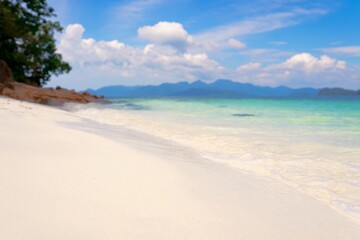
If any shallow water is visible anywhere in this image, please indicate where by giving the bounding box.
[67,97,360,223]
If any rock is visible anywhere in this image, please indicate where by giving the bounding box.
[0,81,109,105]
[0,60,14,83]
[0,60,108,105]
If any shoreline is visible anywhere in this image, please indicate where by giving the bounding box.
[65,102,360,226]
[1,97,360,239]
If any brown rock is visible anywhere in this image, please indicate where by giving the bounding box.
[0,81,109,105]
[0,60,14,83]
[0,60,108,105]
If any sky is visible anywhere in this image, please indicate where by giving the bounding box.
[47,0,360,90]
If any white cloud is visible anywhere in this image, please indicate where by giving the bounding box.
[237,62,261,72]
[54,24,360,90]
[271,53,346,73]
[141,45,223,79]
[195,8,327,45]
[55,23,223,89]
[138,22,193,52]
[320,46,360,57]
[239,48,295,63]
[233,53,356,88]
[227,38,246,49]
[58,24,129,67]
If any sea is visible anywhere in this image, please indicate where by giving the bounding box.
[66,97,360,223]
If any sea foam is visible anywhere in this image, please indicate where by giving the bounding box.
[65,98,360,224]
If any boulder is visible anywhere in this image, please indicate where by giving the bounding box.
[0,60,14,83]
[0,81,109,105]
[0,60,108,105]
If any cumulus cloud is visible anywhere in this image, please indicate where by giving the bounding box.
[54,24,360,90]
[58,24,126,63]
[55,23,223,89]
[141,44,223,79]
[227,38,246,49]
[235,53,355,88]
[271,53,346,72]
[138,21,193,52]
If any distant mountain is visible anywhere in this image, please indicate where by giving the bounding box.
[87,79,320,98]
[318,88,360,96]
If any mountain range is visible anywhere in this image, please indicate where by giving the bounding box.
[87,79,360,98]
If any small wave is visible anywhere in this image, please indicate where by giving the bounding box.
[66,98,360,225]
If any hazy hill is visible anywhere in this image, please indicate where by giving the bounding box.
[87,79,319,98]
[318,88,360,96]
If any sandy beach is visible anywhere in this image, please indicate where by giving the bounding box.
[1,97,360,240]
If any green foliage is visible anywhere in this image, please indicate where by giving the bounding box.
[0,0,71,86]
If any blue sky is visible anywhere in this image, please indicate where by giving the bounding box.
[48,0,360,90]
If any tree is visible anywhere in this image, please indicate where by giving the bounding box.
[0,0,71,86]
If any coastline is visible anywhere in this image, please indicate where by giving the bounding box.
[1,97,360,239]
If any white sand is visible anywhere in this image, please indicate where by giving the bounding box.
[1,97,360,240]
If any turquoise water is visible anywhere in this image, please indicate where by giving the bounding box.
[70,97,360,223]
